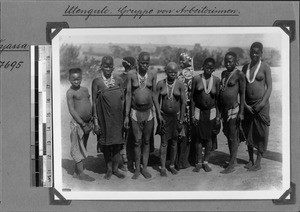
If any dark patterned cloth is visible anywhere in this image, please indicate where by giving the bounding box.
[96,86,124,145]
[242,100,270,153]
[177,67,193,142]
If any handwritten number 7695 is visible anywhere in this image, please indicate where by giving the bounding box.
[0,61,23,71]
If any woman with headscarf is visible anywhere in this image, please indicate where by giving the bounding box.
[176,52,194,170]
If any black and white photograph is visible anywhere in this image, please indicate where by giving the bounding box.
[51,27,290,200]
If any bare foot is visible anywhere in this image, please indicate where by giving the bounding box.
[248,164,261,171]
[131,170,140,179]
[203,164,212,172]
[120,163,128,172]
[192,164,202,172]
[244,161,254,169]
[160,168,167,177]
[223,160,238,168]
[141,168,152,179]
[113,170,125,179]
[170,166,178,175]
[220,166,235,174]
[104,170,113,180]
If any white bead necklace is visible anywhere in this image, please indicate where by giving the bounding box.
[201,74,213,94]
[246,60,261,84]
[166,79,176,99]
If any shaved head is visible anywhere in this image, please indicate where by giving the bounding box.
[138,52,150,62]
[101,55,114,66]
[165,61,178,82]
[250,42,263,52]
[166,62,179,72]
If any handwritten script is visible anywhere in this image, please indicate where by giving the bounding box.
[0,61,24,71]
[63,5,240,20]
[0,39,29,54]
[0,39,27,71]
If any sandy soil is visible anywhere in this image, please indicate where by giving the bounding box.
[58,67,284,192]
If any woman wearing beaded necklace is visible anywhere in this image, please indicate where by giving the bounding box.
[242,42,272,171]
[219,52,246,174]
[191,57,220,173]
[124,52,163,179]
[156,62,186,177]
[92,56,125,180]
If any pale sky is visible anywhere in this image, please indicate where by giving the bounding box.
[58,27,286,50]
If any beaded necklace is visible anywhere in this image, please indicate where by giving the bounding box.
[137,72,148,89]
[102,72,115,88]
[166,79,176,99]
[201,74,213,94]
[220,69,237,92]
[246,60,261,84]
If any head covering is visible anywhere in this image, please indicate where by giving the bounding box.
[122,56,136,70]
[179,53,194,79]
[180,52,193,67]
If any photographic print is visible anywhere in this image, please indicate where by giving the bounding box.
[51,27,290,200]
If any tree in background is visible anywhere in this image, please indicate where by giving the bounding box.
[241,48,281,67]
[193,47,210,70]
[227,47,246,66]
[128,45,142,57]
[190,43,203,56]
[228,47,244,60]
[191,44,224,70]
[60,44,102,80]
[60,44,81,78]
[263,49,281,67]
[109,45,124,58]
[211,49,224,69]
[109,45,142,59]
[60,43,281,80]
[152,46,189,66]
[81,56,101,79]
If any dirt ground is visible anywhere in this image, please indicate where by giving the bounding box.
[59,67,284,193]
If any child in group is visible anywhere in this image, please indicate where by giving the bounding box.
[66,68,95,181]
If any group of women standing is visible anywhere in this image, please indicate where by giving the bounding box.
[70,41,271,181]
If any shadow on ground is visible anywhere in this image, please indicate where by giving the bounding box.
[209,151,248,167]
[255,149,282,162]
[62,149,281,177]
[62,155,107,176]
